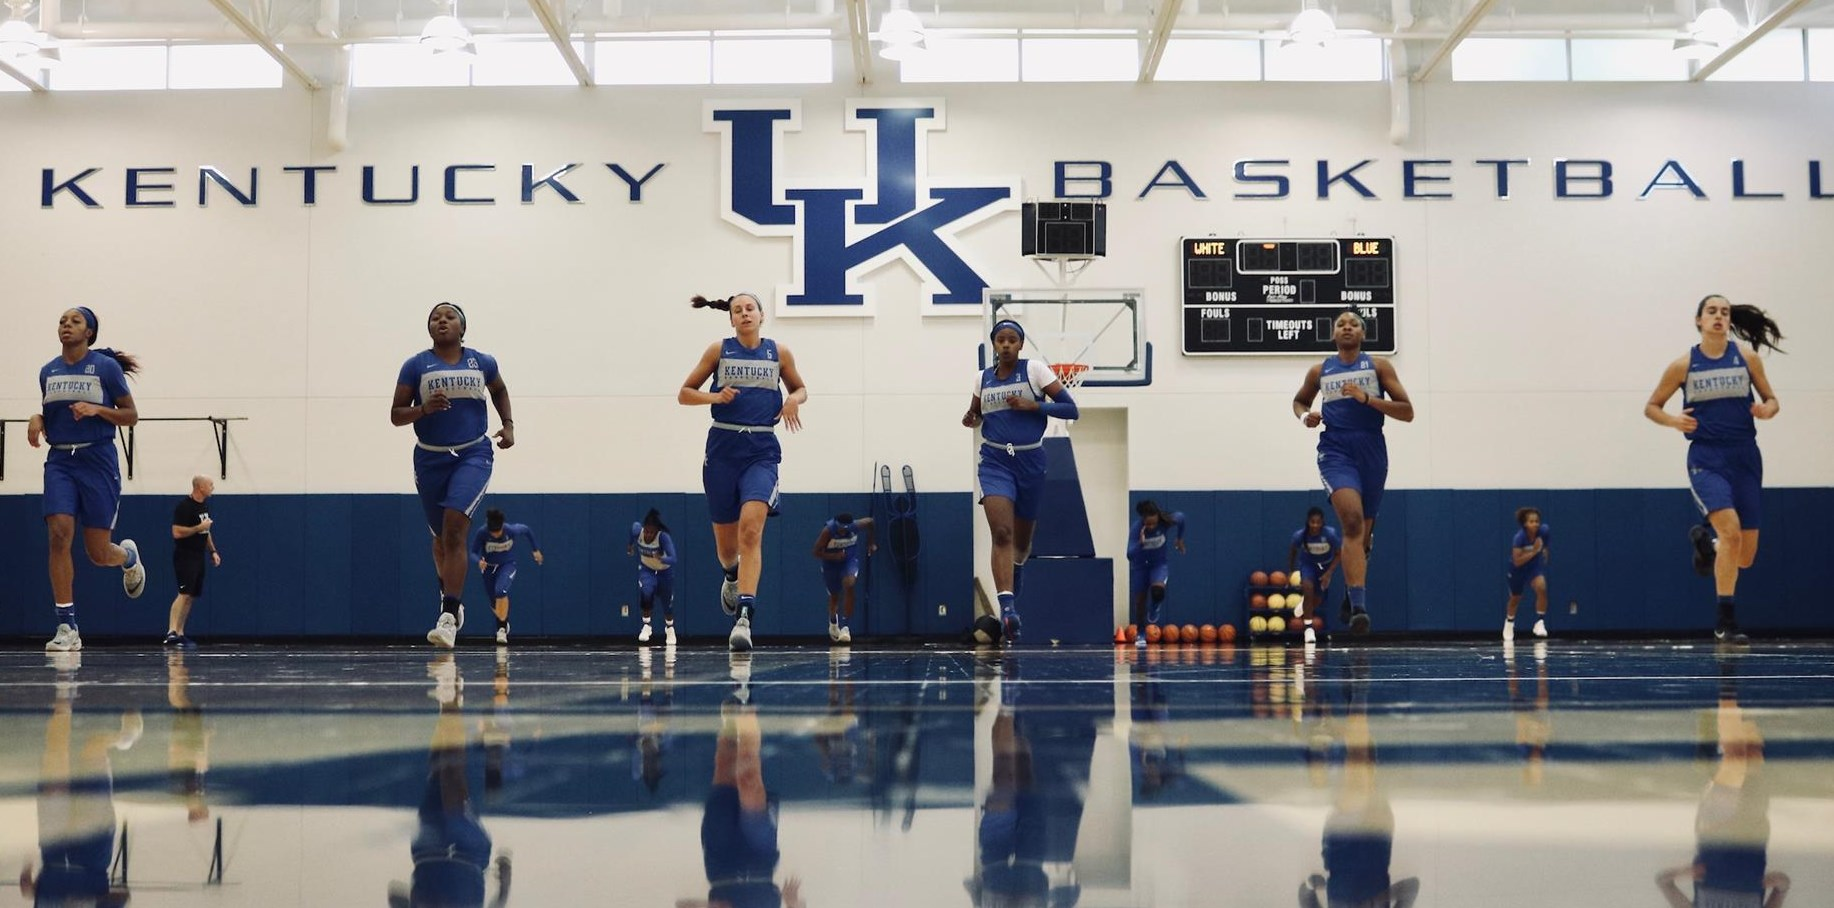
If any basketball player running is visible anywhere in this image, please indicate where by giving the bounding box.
[1645,295,1782,644]
[963,319,1079,644]
[628,508,678,645]
[1127,500,1186,647]
[1503,507,1551,641]
[1287,506,1343,646]
[469,508,542,645]
[391,302,516,649]
[812,513,876,643]
[1292,311,1414,636]
[679,293,808,652]
[30,307,147,654]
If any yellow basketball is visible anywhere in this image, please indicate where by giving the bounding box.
[1290,573,1304,589]
[1249,616,1268,634]
[1267,593,1286,611]
[1268,616,1286,633]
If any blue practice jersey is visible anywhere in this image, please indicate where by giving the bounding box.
[1511,525,1551,567]
[630,523,677,572]
[39,352,131,446]
[1683,344,1756,444]
[977,359,1056,448]
[1292,525,1343,564]
[1319,352,1385,433]
[470,523,538,567]
[398,348,500,447]
[1127,512,1186,563]
[709,337,784,428]
[822,519,865,563]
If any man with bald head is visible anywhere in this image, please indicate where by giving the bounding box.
[166,476,221,648]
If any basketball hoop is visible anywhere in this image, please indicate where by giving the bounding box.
[1049,362,1091,389]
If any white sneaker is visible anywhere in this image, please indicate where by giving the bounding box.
[120,539,145,599]
[45,624,82,653]
[838,626,852,644]
[427,611,460,649]
[495,626,509,645]
[828,622,842,642]
[113,711,145,750]
[638,623,653,643]
[720,575,740,616]
[729,616,753,652]
[427,658,462,705]
[1532,618,1548,639]
[664,624,677,646]
[1502,621,1515,642]
[1303,626,1317,646]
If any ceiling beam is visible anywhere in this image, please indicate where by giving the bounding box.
[1411,0,1501,82]
[1137,0,1184,83]
[204,0,322,90]
[843,0,873,85]
[527,0,593,87]
[0,57,48,92]
[1691,0,1815,82]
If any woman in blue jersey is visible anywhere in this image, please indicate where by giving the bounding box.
[469,508,543,646]
[1127,500,1186,647]
[391,302,516,650]
[1503,507,1551,642]
[962,320,1079,644]
[1292,311,1414,636]
[812,513,876,644]
[628,508,679,645]
[1644,295,1782,644]
[28,308,148,654]
[679,293,809,653]
[1288,506,1343,646]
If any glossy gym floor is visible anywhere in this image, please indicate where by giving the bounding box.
[2,640,1830,907]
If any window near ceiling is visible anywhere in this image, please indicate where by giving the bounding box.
[595,35,712,85]
[897,30,1019,82]
[349,43,471,87]
[49,45,169,91]
[168,44,283,89]
[711,35,832,84]
[1570,39,1687,81]
[1705,29,1805,81]
[1155,37,1263,81]
[1022,35,1139,81]
[1262,38,1384,81]
[1811,30,1834,81]
[1451,38,1567,81]
[472,40,585,86]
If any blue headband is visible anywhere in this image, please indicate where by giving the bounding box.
[990,319,1025,343]
[429,302,466,336]
[75,307,99,343]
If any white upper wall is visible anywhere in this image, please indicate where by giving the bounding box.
[1,81,1829,495]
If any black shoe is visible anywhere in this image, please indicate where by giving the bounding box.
[1689,525,1716,577]
[1713,622,1749,645]
[1349,612,1370,636]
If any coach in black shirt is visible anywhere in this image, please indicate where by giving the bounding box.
[166,477,220,648]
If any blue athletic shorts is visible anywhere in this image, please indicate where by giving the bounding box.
[822,559,861,595]
[1298,559,1333,586]
[976,445,1047,521]
[413,441,494,535]
[484,563,517,599]
[1129,560,1169,594]
[701,785,781,883]
[1506,563,1545,596]
[1688,441,1763,530]
[1317,430,1389,520]
[42,444,121,530]
[638,566,674,607]
[703,430,781,525]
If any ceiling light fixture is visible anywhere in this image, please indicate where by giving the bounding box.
[1287,4,1336,47]
[878,1,926,60]
[0,0,59,70]
[1688,3,1741,47]
[419,2,476,58]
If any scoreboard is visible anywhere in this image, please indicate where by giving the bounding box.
[1181,237,1397,356]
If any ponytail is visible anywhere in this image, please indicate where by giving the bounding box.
[690,294,732,312]
[94,348,141,376]
[1729,304,1784,354]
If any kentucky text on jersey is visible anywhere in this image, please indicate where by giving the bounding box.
[1319,352,1385,432]
[42,376,104,402]
[1683,345,1755,444]
[420,372,488,398]
[717,360,781,388]
[1687,368,1750,401]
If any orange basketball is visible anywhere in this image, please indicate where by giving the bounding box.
[1160,624,1181,644]
[1249,571,1269,587]
[1181,624,1199,643]
[1269,571,1288,587]
[1125,624,1139,642]
[1200,624,1218,642]
[1220,623,1237,642]
[1251,594,1268,609]
[1145,624,1162,643]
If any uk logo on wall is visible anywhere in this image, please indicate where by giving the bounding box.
[705,99,1019,317]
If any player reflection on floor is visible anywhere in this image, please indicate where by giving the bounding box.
[966,653,1097,908]
[19,654,140,908]
[389,654,511,908]
[1655,648,1791,908]
[1129,658,1188,801]
[1298,651,1420,908]
[635,645,676,795]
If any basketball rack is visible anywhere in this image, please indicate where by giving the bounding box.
[0,416,247,481]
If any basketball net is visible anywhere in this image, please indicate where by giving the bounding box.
[1044,362,1088,436]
